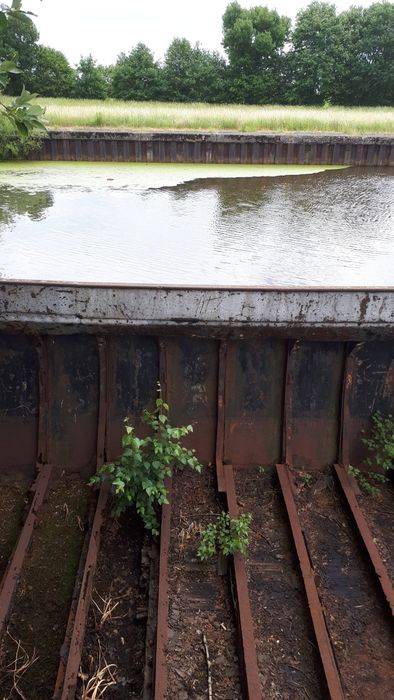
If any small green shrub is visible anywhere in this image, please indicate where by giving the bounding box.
[90,394,202,535]
[0,115,43,160]
[348,411,394,495]
[197,512,252,560]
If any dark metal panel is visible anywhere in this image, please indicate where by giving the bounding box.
[47,335,99,473]
[105,335,159,461]
[0,335,38,474]
[224,339,286,465]
[165,337,219,464]
[285,341,345,469]
[342,341,394,467]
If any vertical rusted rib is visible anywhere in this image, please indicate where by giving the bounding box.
[276,464,345,700]
[339,344,357,471]
[334,464,394,616]
[283,341,294,469]
[154,338,171,700]
[225,464,262,700]
[36,335,49,464]
[216,341,227,492]
[55,336,108,700]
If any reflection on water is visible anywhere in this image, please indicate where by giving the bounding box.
[0,163,393,286]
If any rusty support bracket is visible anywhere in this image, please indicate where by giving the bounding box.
[216,341,227,493]
[276,464,345,700]
[0,463,52,639]
[225,464,262,700]
[334,464,394,616]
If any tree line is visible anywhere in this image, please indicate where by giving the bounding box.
[1,1,393,106]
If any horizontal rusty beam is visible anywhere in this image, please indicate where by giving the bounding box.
[334,464,394,616]
[0,463,52,638]
[225,464,262,700]
[276,464,345,700]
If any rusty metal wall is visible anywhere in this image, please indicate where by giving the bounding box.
[29,132,394,166]
[0,333,393,476]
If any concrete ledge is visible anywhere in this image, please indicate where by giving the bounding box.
[1,282,393,339]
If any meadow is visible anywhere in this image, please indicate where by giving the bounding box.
[25,98,394,135]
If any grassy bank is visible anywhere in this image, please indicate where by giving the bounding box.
[10,98,394,135]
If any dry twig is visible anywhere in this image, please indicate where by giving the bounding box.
[201,632,213,700]
[3,631,39,700]
[91,590,122,628]
[79,641,117,700]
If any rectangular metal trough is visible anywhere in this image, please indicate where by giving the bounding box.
[0,281,393,479]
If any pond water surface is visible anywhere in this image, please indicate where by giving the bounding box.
[0,162,393,286]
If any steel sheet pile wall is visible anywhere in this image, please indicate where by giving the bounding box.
[1,333,393,475]
[31,131,394,166]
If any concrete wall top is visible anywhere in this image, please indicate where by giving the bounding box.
[1,281,393,339]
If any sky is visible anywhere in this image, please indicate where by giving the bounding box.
[27,0,377,66]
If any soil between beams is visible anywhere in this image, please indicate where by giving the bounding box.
[0,471,90,700]
[235,466,327,700]
[78,509,147,699]
[165,467,242,700]
[294,469,394,700]
[0,481,29,580]
[358,481,394,581]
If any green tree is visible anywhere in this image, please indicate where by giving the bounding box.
[111,43,162,100]
[73,54,109,99]
[163,38,227,103]
[0,9,39,94]
[289,2,342,105]
[333,2,394,105]
[222,1,290,103]
[30,45,74,97]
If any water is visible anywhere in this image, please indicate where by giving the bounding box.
[0,162,393,286]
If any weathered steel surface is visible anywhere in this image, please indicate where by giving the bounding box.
[224,339,286,465]
[105,335,159,461]
[334,464,394,616]
[165,336,218,464]
[276,464,345,700]
[285,341,345,469]
[216,341,227,492]
[0,335,38,475]
[1,283,394,338]
[31,131,394,166]
[0,463,52,639]
[46,336,99,474]
[224,464,262,700]
[341,341,394,467]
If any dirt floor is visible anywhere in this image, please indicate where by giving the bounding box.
[235,466,327,700]
[0,482,29,581]
[0,471,90,700]
[78,509,148,699]
[294,469,394,700]
[165,466,242,700]
[358,481,394,582]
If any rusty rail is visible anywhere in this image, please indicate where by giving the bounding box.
[276,464,345,700]
[0,463,52,639]
[224,464,262,700]
[334,463,394,616]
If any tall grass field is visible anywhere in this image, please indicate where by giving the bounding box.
[19,98,394,134]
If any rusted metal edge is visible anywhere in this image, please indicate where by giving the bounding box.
[216,341,227,493]
[276,464,345,700]
[36,335,49,465]
[54,336,109,699]
[224,464,262,700]
[334,464,394,616]
[153,476,172,700]
[0,463,52,638]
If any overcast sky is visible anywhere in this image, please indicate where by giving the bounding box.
[27,0,377,66]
